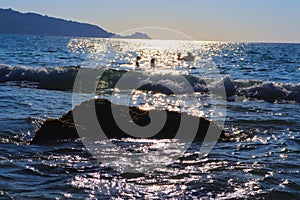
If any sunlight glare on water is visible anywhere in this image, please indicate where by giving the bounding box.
[0,34,299,198]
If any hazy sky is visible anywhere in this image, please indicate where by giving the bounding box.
[1,0,299,42]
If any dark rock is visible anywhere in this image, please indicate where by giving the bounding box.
[31,98,225,145]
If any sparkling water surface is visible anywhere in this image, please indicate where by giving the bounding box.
[0,34,299,199]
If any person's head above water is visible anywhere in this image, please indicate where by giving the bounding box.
[136,56,142,67]
[177,52,184,61]
[150,58,156,68]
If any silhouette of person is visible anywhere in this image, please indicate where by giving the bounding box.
[182,52,195,67]
[136,56,142,67]
[150,58,156,68]
[177,53,184,61]
[183,52,195,62]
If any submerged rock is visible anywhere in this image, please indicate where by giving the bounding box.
[31,99,225,145]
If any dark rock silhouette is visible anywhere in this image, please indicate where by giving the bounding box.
[31,98,225,145]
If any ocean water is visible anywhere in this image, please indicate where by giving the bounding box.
[0,34,299,199]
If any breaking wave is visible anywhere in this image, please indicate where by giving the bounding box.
[0,64,79,90]
[1,64,300,102]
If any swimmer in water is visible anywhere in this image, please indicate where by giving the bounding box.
[136,56,142,67]
[177,53,184,61]
[183,52,195,62]
[150,58,156,68]
[182,52,195,67]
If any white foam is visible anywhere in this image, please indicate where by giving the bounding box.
[1,64,299,102]
[0,64,79,90]
[237,82,300,102]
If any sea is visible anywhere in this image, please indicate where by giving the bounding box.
[0,34,299,199]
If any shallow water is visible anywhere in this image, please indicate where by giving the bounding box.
[0,34,299,199]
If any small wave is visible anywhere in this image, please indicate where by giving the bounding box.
[203,77,300,102]
[235,80,300,102]
[0,64,79,90]
[204,77,300,102]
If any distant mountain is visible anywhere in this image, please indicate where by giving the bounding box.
[0,8,151,39]
[114,32,151,39]
[0,8,114,37]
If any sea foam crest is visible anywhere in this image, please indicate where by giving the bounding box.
[0,64,78,90]
[0,64,299,102]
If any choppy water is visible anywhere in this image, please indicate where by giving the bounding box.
[0,34,299,199]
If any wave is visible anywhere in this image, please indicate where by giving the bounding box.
[234,80,300,102]
[1,64,300,102]
[0,64,79,90]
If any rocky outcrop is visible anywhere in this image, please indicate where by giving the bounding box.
[31,99,225,145]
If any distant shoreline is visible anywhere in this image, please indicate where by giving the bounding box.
[0,33,299,44]
[0,8,151,39]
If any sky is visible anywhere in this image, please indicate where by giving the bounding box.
[0,0,299,42]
